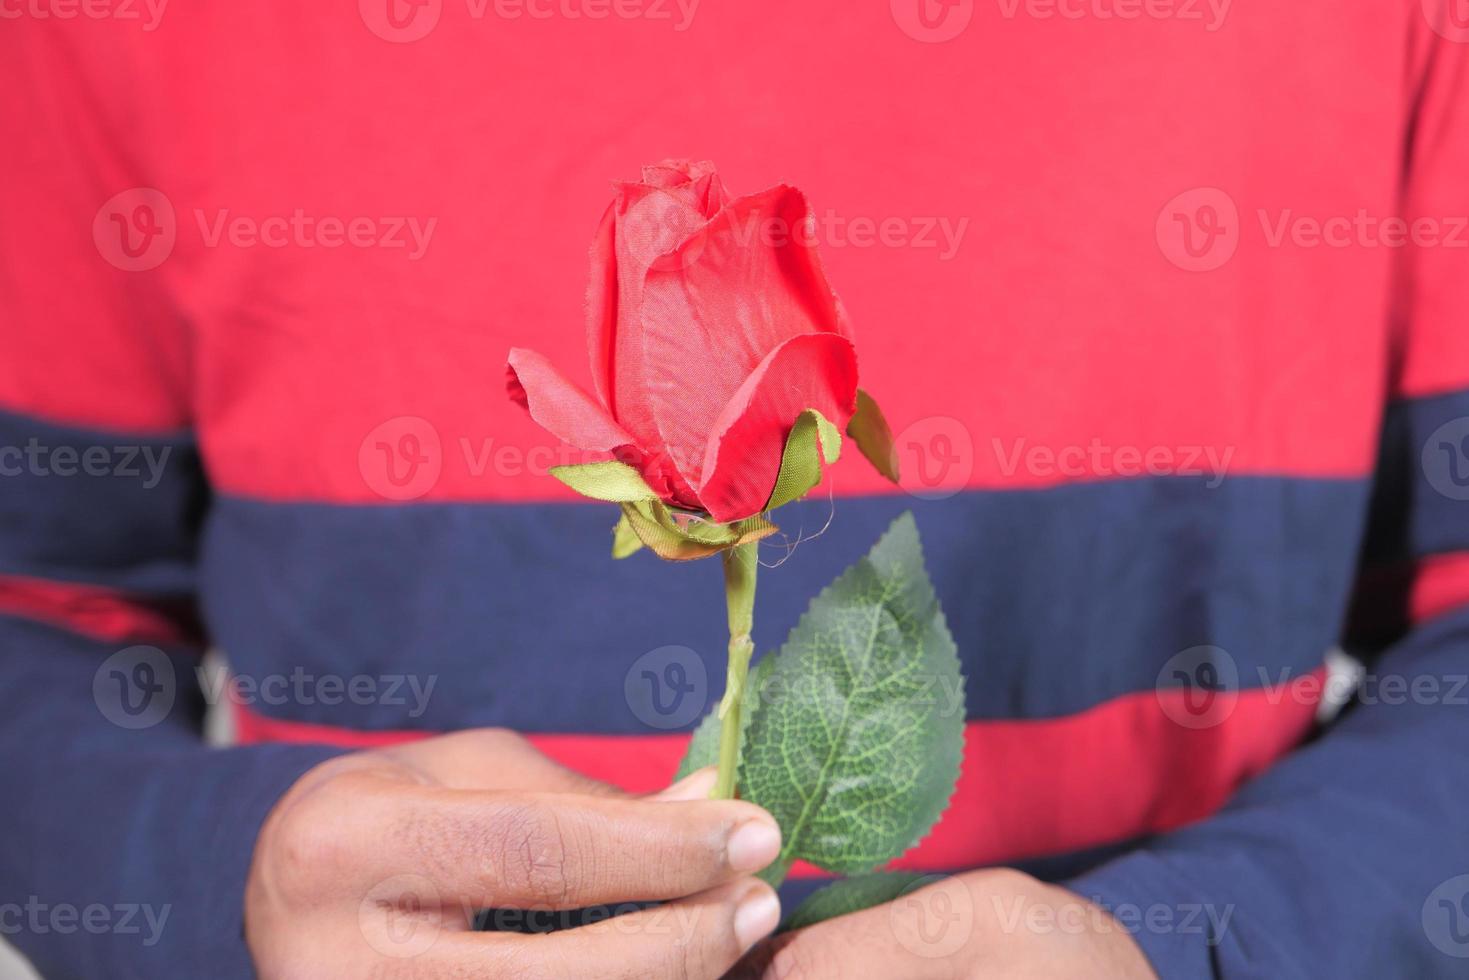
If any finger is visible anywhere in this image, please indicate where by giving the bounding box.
[425,878,782,980]
[351,881,465,966]
[729,925,892,980]
[357,784,783,908]
[652,766,717,801]
[728,882,969,980]
[386,729,628,796]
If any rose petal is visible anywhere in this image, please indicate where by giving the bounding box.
[640,159,717,189]
[606,184,709,455]
[600,168,733,449]
[695,172,732,214]
[509,348,701,507]
[586,202,619,411]
[506,347,639,454]
[638,185,852,492]
[696,333,860,523]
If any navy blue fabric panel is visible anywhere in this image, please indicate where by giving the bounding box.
[1362,386,1469,564]
[203,475,1369,734]
[0,614,342,979]
[1070,605,1469,980]
[0,407,203,595]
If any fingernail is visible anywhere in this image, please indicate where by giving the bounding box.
[734,886,781,949]
[726,819,782,872]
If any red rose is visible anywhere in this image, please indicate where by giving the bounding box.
[507,160,877,524]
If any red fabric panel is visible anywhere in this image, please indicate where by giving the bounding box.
[234,669,1324,876]
[0,574,201,646]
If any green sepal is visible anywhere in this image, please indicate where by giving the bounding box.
[783,873,930,931]
[846,389,900,484]
[766,408,843,513]
[550,461,660,503]
[618,501,779,563]
[611,512,644,559]
[619,501,728,561]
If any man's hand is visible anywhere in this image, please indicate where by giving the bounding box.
[730,869,1158,979]
[245,729,783,978]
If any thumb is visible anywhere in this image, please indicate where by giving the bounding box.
[654,766,719,801]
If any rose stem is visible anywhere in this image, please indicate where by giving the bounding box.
[712,541,759,800]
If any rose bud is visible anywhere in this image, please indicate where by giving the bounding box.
[507,160,897,550]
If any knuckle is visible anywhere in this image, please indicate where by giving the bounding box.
[268,792,353,900]
[673,937,722,980]
[974,867,1033,892]
[486,801,576,906]
[646,904,725,980]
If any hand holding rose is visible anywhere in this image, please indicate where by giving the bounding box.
[245,731,783,978]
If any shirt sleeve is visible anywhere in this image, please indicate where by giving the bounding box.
[0,25,342,979]
[1066,10,1469,978]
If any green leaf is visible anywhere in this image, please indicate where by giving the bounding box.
[550,461,660,502]
[737,512,964,876]
[783,873,930,931]
[766,408,843,512]
[675,654,775,781]
[846,389,900,484]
